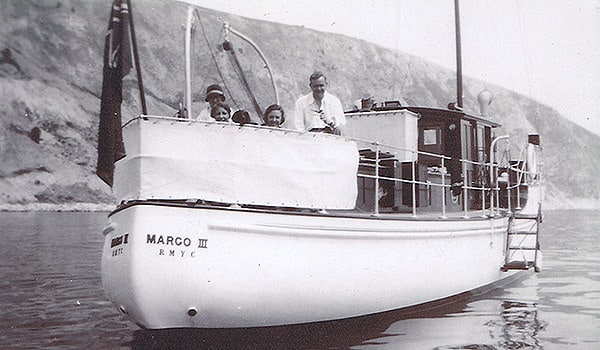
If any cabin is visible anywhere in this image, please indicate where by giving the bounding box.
[344,103,500,214]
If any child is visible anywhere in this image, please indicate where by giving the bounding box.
[210,102,231,122]
[264,104,285,127]
[196,84,226,121]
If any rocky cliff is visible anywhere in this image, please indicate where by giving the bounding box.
[1,0,598,210]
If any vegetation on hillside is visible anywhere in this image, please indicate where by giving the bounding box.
[0,0,598,210]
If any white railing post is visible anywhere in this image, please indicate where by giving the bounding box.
[494,162,500,215]
[440,157,447,218]
[373,143,380,216]
[489,135,509,216]
[480,161,486,217]
[516,164,522,210]
[507,176,513,213]
[412,154,417,217]
[462,160,468,218]
[489,161,495,216]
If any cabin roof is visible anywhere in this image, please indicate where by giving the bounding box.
[404,106,501,127]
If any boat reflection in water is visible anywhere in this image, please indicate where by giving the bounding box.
[130,276,544,349]
[496,300,545,349]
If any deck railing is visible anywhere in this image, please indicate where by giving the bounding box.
[127,116,540,218]
[351,136,539,218]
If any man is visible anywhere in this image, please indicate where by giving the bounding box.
[293,72,345,134]
[196,84,226,121]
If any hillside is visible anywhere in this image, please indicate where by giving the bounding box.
[1,0,599,210]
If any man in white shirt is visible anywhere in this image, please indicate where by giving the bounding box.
[292,72,345,134]
[196,84,226,121]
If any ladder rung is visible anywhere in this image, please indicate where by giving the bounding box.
[508,231,537,235]
[513,214,539,220]
[501,261,534,271]
[508,246,537,250]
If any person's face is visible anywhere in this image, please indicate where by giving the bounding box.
[309,76,327,100]
[211,107,229,121]
[266,110,283,127]
[207,94,224,106]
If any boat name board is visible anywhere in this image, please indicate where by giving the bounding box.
[110,233,128,257]
[111,233,128,247]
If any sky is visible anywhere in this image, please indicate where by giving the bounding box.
[186,0,600,135]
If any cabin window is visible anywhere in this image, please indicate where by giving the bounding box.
[419,124,444,165]
[423,128,439,145]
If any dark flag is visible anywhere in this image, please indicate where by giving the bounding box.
[96,0,134,186]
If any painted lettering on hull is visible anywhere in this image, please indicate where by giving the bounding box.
[146,234,192,247]
[159,249,197,258]
[110,233,129,258]
[147,234,208,258]
[111,233,129,248]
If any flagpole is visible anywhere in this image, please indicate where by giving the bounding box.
[126,0,147,115]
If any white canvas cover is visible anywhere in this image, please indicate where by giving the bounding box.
[114,117,359,209]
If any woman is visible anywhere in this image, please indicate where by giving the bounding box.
[264,104,285,127]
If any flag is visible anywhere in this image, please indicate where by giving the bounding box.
[96,0,134,186]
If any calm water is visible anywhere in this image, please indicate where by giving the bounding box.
[0,210,598,349]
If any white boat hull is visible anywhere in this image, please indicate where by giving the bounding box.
[101,203,519,329]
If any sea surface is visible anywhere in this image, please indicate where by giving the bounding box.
[0,209,598,349]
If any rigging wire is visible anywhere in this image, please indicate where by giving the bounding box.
[223,38,263,117]
[225,23,280,106]
[516,1,538,126]
[194,8,242,111]
[194,8,279,119]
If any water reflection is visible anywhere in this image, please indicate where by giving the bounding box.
[422,280,545,350]
[128,292,501,349]
[306,277,542,350]
[496,301,545,349]
[129,295,545,350]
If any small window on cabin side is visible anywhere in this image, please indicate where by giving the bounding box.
[423,128,439,145]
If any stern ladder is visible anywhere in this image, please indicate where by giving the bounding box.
[501,205,542,272]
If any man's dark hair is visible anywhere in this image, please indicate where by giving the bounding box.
[309,71,327,83]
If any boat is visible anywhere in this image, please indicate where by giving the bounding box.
[99,0,543,329]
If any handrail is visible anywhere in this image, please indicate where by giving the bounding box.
[352,132,533,218]
[224,22,280,106]
[490,135,509,216]
[374,143,380,216]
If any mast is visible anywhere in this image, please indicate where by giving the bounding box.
[454,0,463,109]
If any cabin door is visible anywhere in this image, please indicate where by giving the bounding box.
[476,124,486,163]
[461,120,474,208]
[460,120,473,170]
[475,123,490,186]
